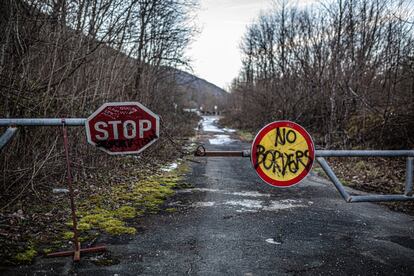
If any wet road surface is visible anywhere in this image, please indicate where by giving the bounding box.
[6,116,414,275]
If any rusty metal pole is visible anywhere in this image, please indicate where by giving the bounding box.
[194,145,250,157]
[61,120,81,261]
[47,119,106,260]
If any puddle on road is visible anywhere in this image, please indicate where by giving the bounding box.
[178,188,271,198]
[225,199,263,209]
[178,188,221,193]
[209,134,235,145]
[177,188,306,212]
[263,200,306,211]
[201,116,224,133]
[265,238,282,245]
[223,127,236,133]
[186,198,307,213]
[200,116,237,136]
[192,201,216,207]
[229,191,271,198]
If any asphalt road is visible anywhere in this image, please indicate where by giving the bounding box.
[7,116,414,275]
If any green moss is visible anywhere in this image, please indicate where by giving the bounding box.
[92,255,121,266]
[99,218,136,235]
[339,177,349,185]
[52,240,64,246]
[312,166,325,177]
[63,231,74,240]
[79,232,100,242]
[176,182,193,189]
[104,225,136,235]
[114,206,136,219]
[76,212,137,236]
[354,160,367,171]
[43,248,53,254]
[10,158,194,267]
[165,208,177,213]
[78,222,92,231]
[99,218,123,229]
[56,159,187,245]
[237,130,254,142]
[81,214,110,225]
[86,194,104,206]
[14,245,37,263]
[175,162,190,175]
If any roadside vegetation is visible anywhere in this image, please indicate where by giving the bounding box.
[1,159,193,265]
[0,0,200,266]
[222,0,413,212]
[223,0,413,149]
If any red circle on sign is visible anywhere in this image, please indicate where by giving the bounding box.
[251,121,315,187]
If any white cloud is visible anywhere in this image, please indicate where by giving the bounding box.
[187,0,271,89]
[188,0,319,88]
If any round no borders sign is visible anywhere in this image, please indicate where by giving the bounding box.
[251,121,315,187]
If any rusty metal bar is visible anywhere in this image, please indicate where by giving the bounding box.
[195,149,250,157]
[47,245,106,258]
[48,121,106,261]
[199,151,242,157]
[62,121,80,260]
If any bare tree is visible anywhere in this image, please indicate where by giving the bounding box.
[224,0,414,149]
[0,0,198,207]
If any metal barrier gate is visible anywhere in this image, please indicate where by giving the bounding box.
[194,147,414,203]
[0,103,160,261]
[1,118,414,203]
[0,118,103,261]
[0,118,85,150]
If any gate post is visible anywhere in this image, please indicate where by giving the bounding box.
[0,127,18,150]
[405,157,413,196]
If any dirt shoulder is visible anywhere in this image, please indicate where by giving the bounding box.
[313,157,414,215]
[0,138,198,268]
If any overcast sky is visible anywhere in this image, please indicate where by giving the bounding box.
[187,0,320,89]
[187,0,270,90]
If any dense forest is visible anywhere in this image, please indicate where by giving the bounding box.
[0,0,200,208]
[223,0,414,149]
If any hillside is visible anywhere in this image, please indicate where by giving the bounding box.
[174,69,229,113]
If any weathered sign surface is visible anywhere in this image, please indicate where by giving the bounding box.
[85,102,159,155]
[251,121,314,187]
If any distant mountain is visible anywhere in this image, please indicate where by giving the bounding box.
[174,69,229,113]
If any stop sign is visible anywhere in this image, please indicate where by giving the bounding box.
[85,102,159,155]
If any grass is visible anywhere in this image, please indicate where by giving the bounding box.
[311,165,325,177]
[6,160,191,265]
[61,161,190,243]
[237,130,255,142]
[14,243,37,264]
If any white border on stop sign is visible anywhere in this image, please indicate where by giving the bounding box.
[85,102,160,155]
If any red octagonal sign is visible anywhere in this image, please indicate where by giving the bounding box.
[85,102,159,155]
